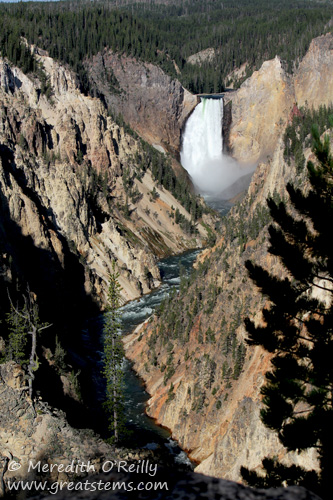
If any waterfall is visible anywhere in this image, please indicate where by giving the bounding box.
[181,98,252,197]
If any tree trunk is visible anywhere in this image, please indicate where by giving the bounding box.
[112,332,118,442]
[28,325,37,417]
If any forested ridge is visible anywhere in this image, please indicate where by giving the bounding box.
[0,0,332,94]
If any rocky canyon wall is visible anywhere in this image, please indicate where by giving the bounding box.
[225,33,333,166]
[85,50,198,155]
[0,360,321,500]
[123,32,333,483]
[0,52,211,309]
[0,49,216,485]
[124,133,323,483]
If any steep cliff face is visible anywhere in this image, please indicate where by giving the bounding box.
[124,135,320,481]
[225,32,333,166]
[123,33,333,483]
[224,57,294,165]
[85,50,198,155]
[0,53,211,307]
[294,33,333,109]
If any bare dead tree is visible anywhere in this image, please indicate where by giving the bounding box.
[7,288,51,414]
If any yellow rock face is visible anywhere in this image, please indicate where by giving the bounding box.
[226,32,333,166]
[226,56,294,165]
[295,33,333,109]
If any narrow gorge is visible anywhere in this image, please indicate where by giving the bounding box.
[123,32,333,483]
[0,43,216,490]
[0,1,332,497]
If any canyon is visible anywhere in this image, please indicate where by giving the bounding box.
[0,20,332,499]
[0,45,214,493]
[123,32,333,482]
[0,50,212,308]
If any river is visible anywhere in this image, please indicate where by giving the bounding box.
[81,249,202,468]
[120,249,204,466]
[81,199,231,466]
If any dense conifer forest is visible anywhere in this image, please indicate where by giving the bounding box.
[0,0,332,94]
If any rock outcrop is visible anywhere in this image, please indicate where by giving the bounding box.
[0,362,116,485]
[294,33,333,109]
[225,32,333,166]
[0,361,164,498]
[85,50,198,155]
[225,57,294,165]
[187,48,216,66]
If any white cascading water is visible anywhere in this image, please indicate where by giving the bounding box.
[181,98,251,197]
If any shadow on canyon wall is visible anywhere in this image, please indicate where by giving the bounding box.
[0,144,107,433]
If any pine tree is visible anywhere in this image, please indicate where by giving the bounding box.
[6,304,29,363]
[240,129,333,500]
[6,290,51,408]
[103,263,126,443]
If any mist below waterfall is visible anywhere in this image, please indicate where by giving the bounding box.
[180,98,253,198]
